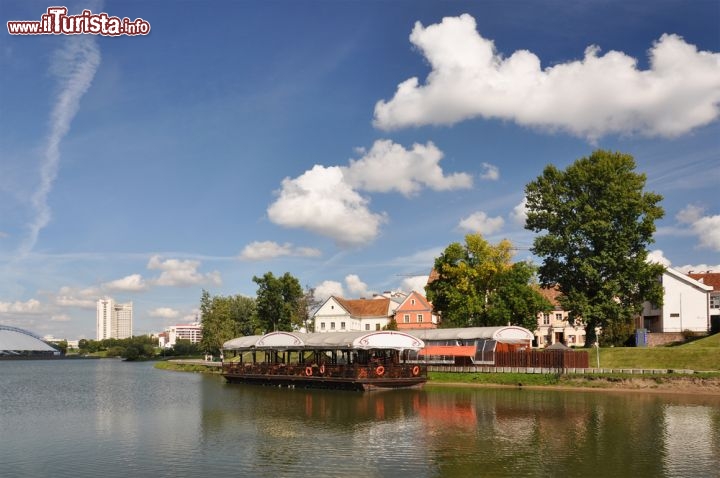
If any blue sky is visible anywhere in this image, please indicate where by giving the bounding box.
[1,0,719,339]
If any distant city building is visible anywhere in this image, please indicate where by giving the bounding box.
[158,323,203,349]
[96,298,133,340]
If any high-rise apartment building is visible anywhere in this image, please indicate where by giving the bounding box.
[96,298,133,340]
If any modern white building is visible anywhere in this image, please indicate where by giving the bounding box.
[641,268,712,333]
[96,298,133,340]
[158,323,203,348]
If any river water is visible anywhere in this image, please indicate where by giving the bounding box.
[1,360,718,477]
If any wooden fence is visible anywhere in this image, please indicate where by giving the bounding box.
[495,350,588,369]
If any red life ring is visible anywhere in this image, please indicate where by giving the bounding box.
[319,364,326,374]
[305,366,313,376]
[375,365,385,376]
[412,366,420,376]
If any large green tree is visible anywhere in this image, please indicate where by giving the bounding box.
[524,150,665,346]
[425,234,551,329]
[199,290,258,354]
[253,272,303,332]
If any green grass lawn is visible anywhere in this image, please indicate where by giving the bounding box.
[595,333,720,371]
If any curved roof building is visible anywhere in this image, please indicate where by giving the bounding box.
[0,325,60,357]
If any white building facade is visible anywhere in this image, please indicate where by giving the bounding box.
[96,298,133,340]
[641,268,712,333]
[158,323,203,348]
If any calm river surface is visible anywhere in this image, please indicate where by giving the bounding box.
[1,360,718,477]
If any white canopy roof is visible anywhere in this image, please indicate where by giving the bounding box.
[223,330,425,351]
[406,326,534,344]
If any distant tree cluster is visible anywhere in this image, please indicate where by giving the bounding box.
[78,336,158,360]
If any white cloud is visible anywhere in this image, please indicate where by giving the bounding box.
[267,165,386,247]
[676,205,720,251]
[510,198,528,226]
[314,280,344,300]
[647,249,672,266]
[20,36,101,255]
[479,162,499,181]
[402,275,429,294]
[50,314,72,322]
[103,274,148,292]
[674,263,720,274]
[55,296,96,309]
[374,14,720,140]
[458,211,505,234]
[345,274,370,298]
[0,231,9,239]
[147,255,222,287]
[342,140,472,196]
[239,241,322,261]
[149,307,180,319]
[0,299,41,314]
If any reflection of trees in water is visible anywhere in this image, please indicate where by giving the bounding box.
[199,381,720,477]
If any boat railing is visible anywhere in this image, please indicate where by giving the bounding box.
[223,362,426,380]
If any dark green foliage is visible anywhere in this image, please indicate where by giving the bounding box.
[525,150,665,346]
[252,272,303,333]
[199,290,258,355]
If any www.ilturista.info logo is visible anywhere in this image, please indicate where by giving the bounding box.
[7,7,150,36]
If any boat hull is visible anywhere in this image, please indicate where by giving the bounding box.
[223,372,426,391]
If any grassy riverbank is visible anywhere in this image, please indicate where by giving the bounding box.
[154,360,222,373]
[591,333,720,371]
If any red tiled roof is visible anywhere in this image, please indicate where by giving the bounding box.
[687,272,720,291]
[335,297,390,317]
[536,285,562,306]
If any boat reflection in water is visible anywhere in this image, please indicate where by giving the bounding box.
[222,331,427,391]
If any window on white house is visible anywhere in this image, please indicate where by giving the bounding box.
[365,324,370,331]
[321,322,325,330]
[404,314,410,323]
[543,314,550,325]
[375,324,381,331]
[555,313,563,322]
[340,322,346,330]
[331,322,336,330]
[418,314,423,323]
[711,296,720,309]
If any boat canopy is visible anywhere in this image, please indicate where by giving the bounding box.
[407,326,534,345]
[223,330,425,351]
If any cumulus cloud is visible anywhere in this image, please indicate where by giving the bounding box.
[314,280,344,300]
[458,211,505,234]
[54,285,99,309]
[402,275,430,294]
[147,255,222,287]
[647,249,672,266]
[510,198,528,226]
[149,307,180,319]
[267,165,386,247]
[103,274,148,292]
[676,205,720,251]
[345,274,371,298]
[267,140,472,246]
[479,162,499,181]
[674,263,720,274]
[342,140,472,196]
[239,241,322,261]
[374,14,720,140]
[0,299,41,314]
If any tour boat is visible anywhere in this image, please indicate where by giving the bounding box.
[222,330,427,391]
